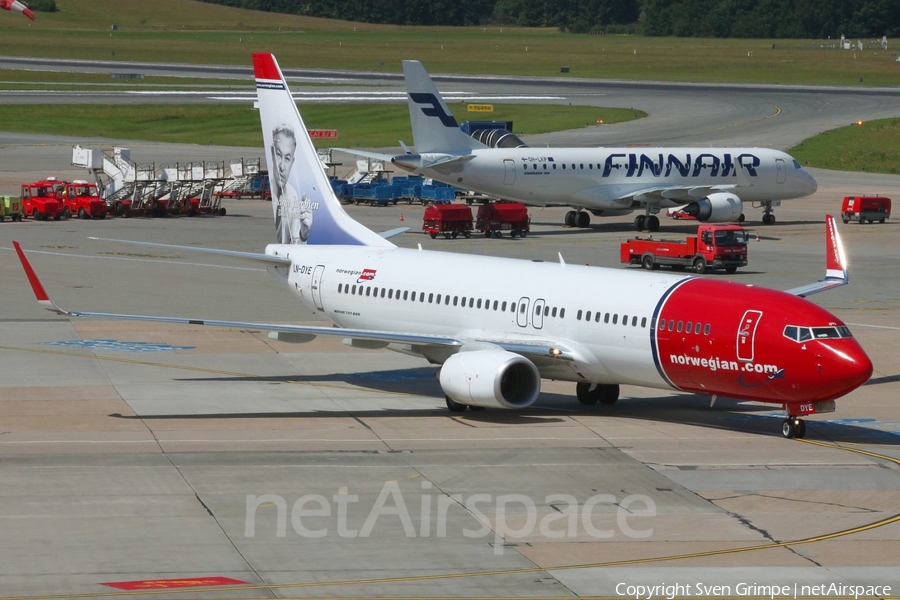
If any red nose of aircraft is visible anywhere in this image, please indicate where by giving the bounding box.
[813,338,873,402]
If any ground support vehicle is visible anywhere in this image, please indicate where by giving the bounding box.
[20,180,63,220]
[0,196,24,222]
[620,224,748,274]
[417,184,455,204]
[475,202,530,238]
[351,184,400,206]
[841,196,890,224]
[423,204,473,239]
[61,181,107,219]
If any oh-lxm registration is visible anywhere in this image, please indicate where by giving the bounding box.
[616,582,891,599]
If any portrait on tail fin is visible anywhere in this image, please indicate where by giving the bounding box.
[270,124,313,244]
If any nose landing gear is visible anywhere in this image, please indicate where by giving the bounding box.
[781,417,806,439]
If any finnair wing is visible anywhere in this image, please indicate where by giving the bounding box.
[785,215,849,297]
[627,184,738,204]
[14,242,574,361]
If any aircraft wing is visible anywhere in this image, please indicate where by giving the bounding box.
[626,184,738,204]
[88,237,292,267]
[784,215,848,297]
[14,242,575,362]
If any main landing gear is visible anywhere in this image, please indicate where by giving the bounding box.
[565,210,591,228]
[634,214,660,232]
[576,382,620,405]
[781,417,806,439]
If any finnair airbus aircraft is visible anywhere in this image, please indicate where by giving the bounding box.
[15,53,870,439]
[350,61,818,232]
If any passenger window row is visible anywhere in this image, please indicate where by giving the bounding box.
[524,163,598,171]
[658,319,711,335]
[336,283,568,320]
[575,309,647,328]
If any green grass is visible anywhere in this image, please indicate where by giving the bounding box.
[1,0,898,86]
[790,118,900,175]
[0,103,642,148]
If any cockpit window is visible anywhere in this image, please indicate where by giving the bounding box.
[784,325,852,342]
[793,160,802,169]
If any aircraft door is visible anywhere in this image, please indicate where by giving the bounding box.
[516,297,530,327]
[311,264,325,310]
[736,310,763,362]
[776,158,786,184]
[503,159,516,185]
[532,298,546,329]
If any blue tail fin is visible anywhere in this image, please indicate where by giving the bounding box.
[253,53,392,247]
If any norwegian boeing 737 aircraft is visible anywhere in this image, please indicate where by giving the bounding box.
[15,53,870,439]
[349,61,818,232]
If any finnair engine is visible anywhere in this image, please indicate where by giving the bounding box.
[439,349,541,409]
[683,192,743,222]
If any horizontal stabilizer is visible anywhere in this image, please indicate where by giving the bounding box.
[87,237,292,266]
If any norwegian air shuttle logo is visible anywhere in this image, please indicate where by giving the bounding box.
[409,93,458,128]
[357,269,377,283]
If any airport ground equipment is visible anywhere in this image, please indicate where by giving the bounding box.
[621,224,748,274]
[20,179,63,221]
[475,202,530,238]
[0,196,24,222]
[423,203,474,239]
[61,181,107,219]
[841,195,890,224]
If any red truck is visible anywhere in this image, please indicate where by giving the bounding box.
[841,195,890,224]
[61,181,107,219]
[20,179,64,220]
[620,224,748,274]
[423,203,473,239]
[476,202,529,238]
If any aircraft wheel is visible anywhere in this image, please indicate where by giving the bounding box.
[647,215,660,231]
[634,215,646,231]
[599,384,619,405]
[576,211,590,228]
[576,382,598,405]
[565,210,577,227]
[446,396,468,412]
[692,256,707,274]
[782,418,805,439]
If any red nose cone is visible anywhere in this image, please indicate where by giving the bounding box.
[815,340,873,402]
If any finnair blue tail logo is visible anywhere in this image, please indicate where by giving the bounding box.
[409,93,458,128]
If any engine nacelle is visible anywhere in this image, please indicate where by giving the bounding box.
[683,192,743,222]
[439,349,540,409]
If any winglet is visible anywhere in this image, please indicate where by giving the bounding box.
[785,215,848,297]
[13,242,65,314]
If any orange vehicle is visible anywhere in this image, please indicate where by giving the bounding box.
[620,224,748,274]
[20,179,63,221]
[841,196,890,224]
[61,181,107,219]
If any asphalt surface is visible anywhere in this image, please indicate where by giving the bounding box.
[0,60,899,600]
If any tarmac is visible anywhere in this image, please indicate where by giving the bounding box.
[0,79,899,598]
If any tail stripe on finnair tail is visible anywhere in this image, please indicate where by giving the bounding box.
[252,53,393,248]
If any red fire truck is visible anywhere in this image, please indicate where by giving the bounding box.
[61,181,107,219]
[620,224,749,274]
[20,179,64,220]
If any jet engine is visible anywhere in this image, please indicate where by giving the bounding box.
[682,192,743,222]
[439,349,541,409]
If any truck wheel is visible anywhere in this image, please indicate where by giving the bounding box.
[430,233,437,239]
[725,266,738,274]
[444,232,451,239]
[484,230,491,238]
[494,230,502,238]
[78,207,87,219]
[641,255,655,270]
[520,230,527,238]
[464,231,471,238]
[451,231,458,239]
[692,256,707,274]
[218,207,227,216]
[510,230,518,238]
[842,218,850,224]
[62,207,71,220]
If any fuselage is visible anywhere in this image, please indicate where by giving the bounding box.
[409,147,817,210]
[269,243,870,409]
